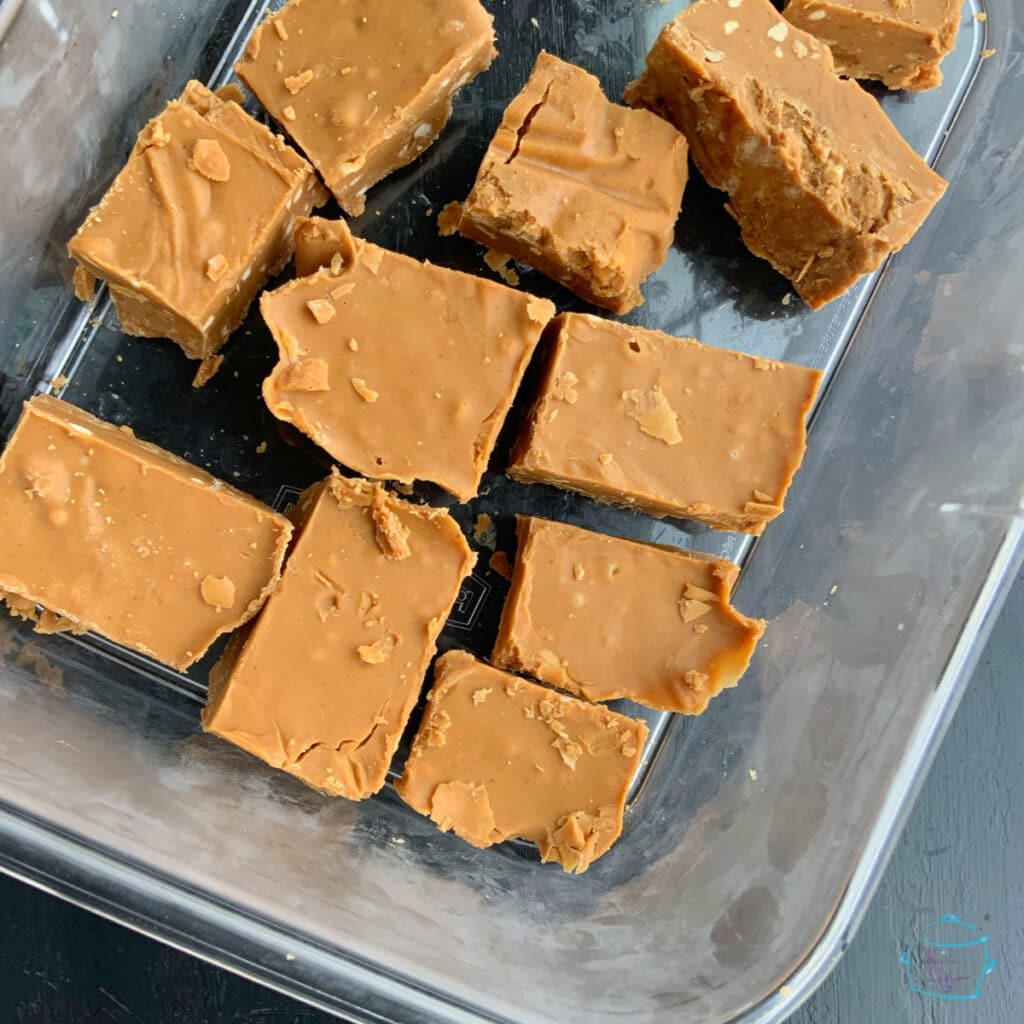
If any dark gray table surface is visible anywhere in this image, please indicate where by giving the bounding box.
[2,570,1021,1024]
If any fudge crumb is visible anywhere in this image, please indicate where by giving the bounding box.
[680,598,711,623]
[331,282,355,299]
[348,338,359,351]
[980,48,996,59]
[358,633,398,664]
[573,563,585,582]
[206,254,230,281]
[705,48,724,62]
[192,355,224,389]
[781,292,792,306]
[551,371,579,404]
[749,768,759,781]
[351,377,378,402]
[724,20,739,34]
[371,495,411,560]
[693,623,709,635]
[306,298,335,324]
[483,250,519,286]
[329,252,345,275]
[256,441,268,454]
[974,11,986,20]
[359,245,383,275]
[50,374,69,392]
[279,357,329,392]
[623,386,682,445]
[200,574,236,609]
[684,583,718,603]
[273,17,288,38]
[188,139,231,182]
[472,687,493,706]
[284,69,314,94]
[437,201,462,235]
[684,669,709,693]
[598,452,613,467]
[526,297,550,323]
[282,105,297,120]
[767,21,788,42]
[488,551,513,579]
[473,512,497,548]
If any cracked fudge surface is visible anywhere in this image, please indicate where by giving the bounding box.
[625,0,946,308]
[784,0,963,92]
[235,0,496,215]
[493,516,765,714]
[67,81,326,359]
[395,651,648,874]
[261,218,555,501]
[440,51,688,313]
[0,396,292,672]
[509,313,822,535]
[203,471,474,801]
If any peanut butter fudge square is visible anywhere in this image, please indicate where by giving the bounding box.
[396,651,648,874]
[440,51,688,314]
[235,0,496,216]
[68,81,327,359]
[262,219,555,501]
[625,0,947,308]
[204,472,474,800]
[785,0,963,91]
[0,396,291,671]
[508,313,822,535]
[493,517,765,714]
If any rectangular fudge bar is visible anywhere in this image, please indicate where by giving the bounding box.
[440,51,688,314]
[236,0,496,216]
[0,396,291,671]
[395,651,648,873]
[508,313,822,534]
[262,219,555,500]
[204,472,473,799]
[624,0,947,308]
[493,517,765,714]
[784,0,962,91]
[68,81,326,359]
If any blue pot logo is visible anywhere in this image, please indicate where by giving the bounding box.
[900,914,997,1001]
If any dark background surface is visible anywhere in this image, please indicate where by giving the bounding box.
[2,570,1021,1024]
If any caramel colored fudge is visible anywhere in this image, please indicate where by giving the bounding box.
[396,651,648,873]
[440,51,688,314]
[262,219,555,500]
[67,81,326,360]
[0,396,291,671]
[493,517,765,714]
[204,472,474,799]
[509,313,822,534]
[236,0,496,216]
[624,0,947,309]
[784,0,962,91]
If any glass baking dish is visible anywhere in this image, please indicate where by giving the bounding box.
[1,0,1022,1021]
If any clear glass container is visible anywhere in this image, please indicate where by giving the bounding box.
[1,1,1021,1021]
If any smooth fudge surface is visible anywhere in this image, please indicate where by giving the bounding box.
[493,517,765,714]
[236,0,496,216]
[68,81,326,359]
[509,313,822,534]
[0,396,291,671]
[395,651,648,874]
[624,0,947,309]
[440,51,688,314]
[262,219,555,501]
[204,472,474,799]
[784,0,962,91]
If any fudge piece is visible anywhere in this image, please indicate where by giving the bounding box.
[508,313,822,534]
[784,0,962,91]
[440,51,688,314]
[395,651,648,873]
[493,517,765,714]
[0,395,291,671]
[236,0,496,216]
[624,0,947,309]
[204,472,474,799]
[262,219,555,500]
[68,81,326,359]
